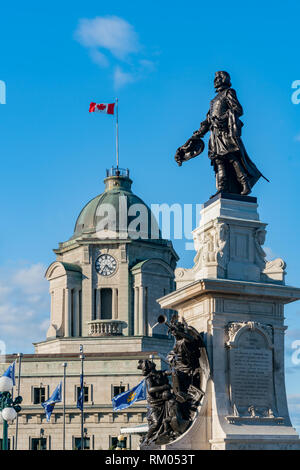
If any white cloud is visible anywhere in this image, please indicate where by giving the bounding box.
[74,16,140,61]
[74,15,155,89]
[0,263,49,353]
[89,48,109,68]
[113,66,136,89]
[12,263,48,295]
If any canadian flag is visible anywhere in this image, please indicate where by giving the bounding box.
[89,102,115,114]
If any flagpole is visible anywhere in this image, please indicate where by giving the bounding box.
[79,345,85,451]
[3,420,8,450]
[14,353,23,450]
[115,97,119,170]
[62,362,67,451]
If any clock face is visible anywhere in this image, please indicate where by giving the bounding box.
[95,254,117,276]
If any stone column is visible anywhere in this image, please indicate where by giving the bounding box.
[72,289,78,337]
[112,288,118,319]
[134,287,139,336]
[64,288,71,337]
[76,289,81,336]
[139,286,145,336]
[96,289,101,319]
[144,287,148,336]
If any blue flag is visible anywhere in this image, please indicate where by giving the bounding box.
[42,382,62,422]
[112,380,146,411]
[3,361,16,385]
[77,374,84,411]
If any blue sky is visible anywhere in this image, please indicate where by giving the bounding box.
[0,0,300,430]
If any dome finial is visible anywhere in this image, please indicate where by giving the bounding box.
[104,167,132,193]
[106,167,130,178]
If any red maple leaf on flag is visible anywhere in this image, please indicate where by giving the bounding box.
[89,102,115,114]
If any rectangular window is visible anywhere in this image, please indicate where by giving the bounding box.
[113,385,125,397]
[101,288,112,319]
[110,436,127,450]
[33,387,46,404]
[31,438,47,450]
[76,386,89,403]
[93,288,97,320]
[73,437,90,450]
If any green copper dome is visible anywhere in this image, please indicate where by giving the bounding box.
[73,168,161,241]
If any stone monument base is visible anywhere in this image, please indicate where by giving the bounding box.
[156,195,300,450]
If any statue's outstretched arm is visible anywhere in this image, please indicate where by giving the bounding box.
[197,112,210,137]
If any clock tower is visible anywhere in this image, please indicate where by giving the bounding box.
[35,167,178,355]
[1,168,179,449]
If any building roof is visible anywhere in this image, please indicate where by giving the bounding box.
[61,262,82,273]
[72,168,162,242]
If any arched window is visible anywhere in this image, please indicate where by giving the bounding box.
[101,288,112,319]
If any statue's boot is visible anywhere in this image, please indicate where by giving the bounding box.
[231,157,251,195]
[240,180,251,196]
[210,158,229,198]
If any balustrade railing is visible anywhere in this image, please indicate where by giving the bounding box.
[88,320,124,337]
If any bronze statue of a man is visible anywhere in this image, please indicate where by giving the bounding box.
[175,71,268,196]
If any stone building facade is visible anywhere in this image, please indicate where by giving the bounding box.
[0,168,178,450]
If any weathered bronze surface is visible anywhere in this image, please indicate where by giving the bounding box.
[139,315,209,446]
[175,71,268,197]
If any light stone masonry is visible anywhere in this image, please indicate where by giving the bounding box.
[0,170,178,450]
[157,194,300,450]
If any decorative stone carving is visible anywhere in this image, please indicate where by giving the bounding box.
[193,222,229,270]
[175,197,287,289]
[254,228,267,269]
[263,258,287,284]
[216,223,230,270]
[226,321,273,348]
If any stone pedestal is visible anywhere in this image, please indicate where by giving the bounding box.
[157,194,300,450]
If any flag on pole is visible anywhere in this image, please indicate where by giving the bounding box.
[42,382,62,422]
[89,102,115,114]
[3,361,16,386]
[112,379,146,411]
[77,374,84,411]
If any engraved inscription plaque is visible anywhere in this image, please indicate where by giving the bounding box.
[229,326,274,410]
